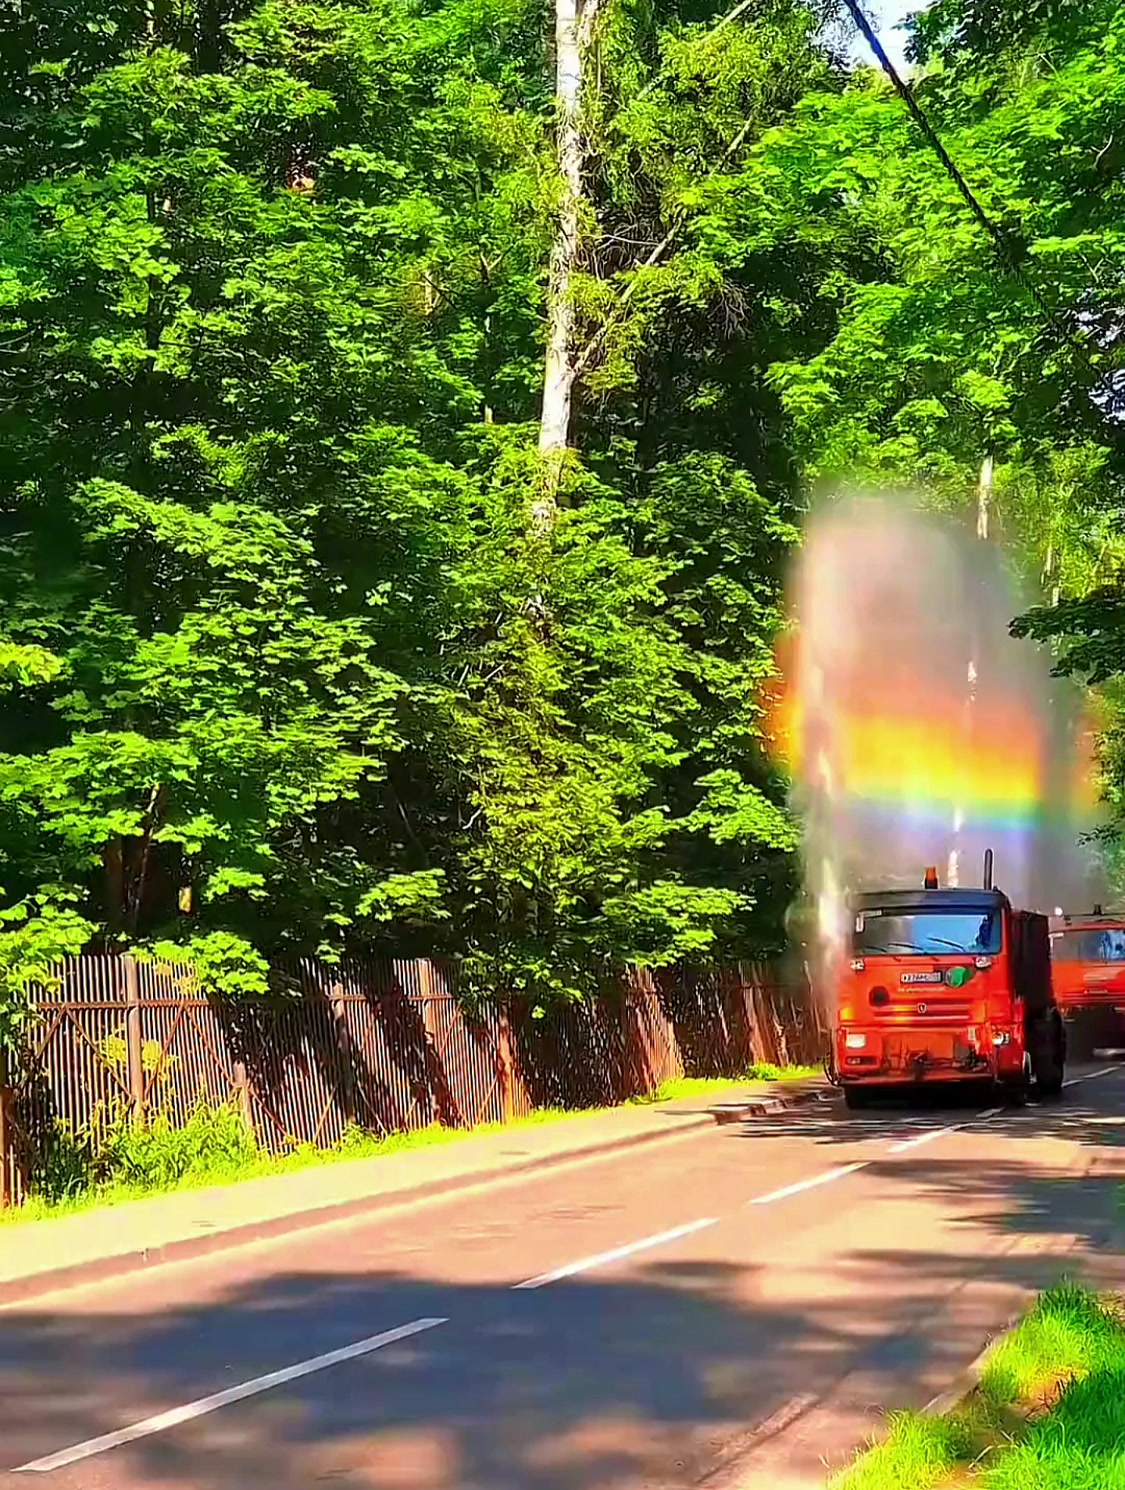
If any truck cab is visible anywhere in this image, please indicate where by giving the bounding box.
[1049,912,1125,1054]
[833,871,1066,1109]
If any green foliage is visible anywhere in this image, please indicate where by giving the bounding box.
[26,1097,258,1202]
[0,897,94,1044]
[688,0,1125,827]
[1014,591,1125,685]
[15,1101,596,1218]
[98,1099,260,1191]
[147,931,271,1000]
[0,0,827,1014]
[7,0,1120,1009]
[701,0,1125,579]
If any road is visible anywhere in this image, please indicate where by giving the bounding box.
[2,1065,1125,1490]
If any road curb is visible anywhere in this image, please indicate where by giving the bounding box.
[0,1083,833,1307]
[707,1086,834,1124]
[922,1314,1020,1417]
[0,1108,734,1307]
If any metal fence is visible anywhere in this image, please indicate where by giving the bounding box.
[0,954,825,1206]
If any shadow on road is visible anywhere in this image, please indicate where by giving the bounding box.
[0,1258,858,1490]
[0,1078,1123,1490]
[734,1068,1125,1150]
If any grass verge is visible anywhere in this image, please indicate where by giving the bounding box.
[629,1065,821,1105]
[827,1413,976,1490]
[1,1106,593,1227]
[829,1284,1125,1490]
[3,1063,818,1227]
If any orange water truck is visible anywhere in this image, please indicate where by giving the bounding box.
[1048,910,1125,1055]
[830,851,1066,1109]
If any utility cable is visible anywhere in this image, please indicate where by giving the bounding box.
[841,0,1110,398]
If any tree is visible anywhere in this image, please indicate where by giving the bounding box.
[705,0,1125,863]
[0,0,839,1007]
[687,0,1125,586]
[0,0,547,991]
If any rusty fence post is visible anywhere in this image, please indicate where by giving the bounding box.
[497,1004,515,1124]
[123,954,146,1126]
[329,978,356,1123]
[232,1059,255,1135]
[0,1046,10,1210]
[738,960,764,1066]
[624,971,654,1098]
[711,968,732,1074]
[416,958,454,1127]
[620,974,640,1097]
[647,968,681,1088]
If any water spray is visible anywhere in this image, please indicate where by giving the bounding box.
[769,493,1101,973]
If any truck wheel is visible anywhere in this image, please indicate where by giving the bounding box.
[1035,1023,1065,1100]
[1000,1052,1030,1105]
[1038,1067,1064,1099]
[843,1086,872,1111]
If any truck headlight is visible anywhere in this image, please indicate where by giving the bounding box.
[845,1032,868,1050]
[992,1031,1011,1047]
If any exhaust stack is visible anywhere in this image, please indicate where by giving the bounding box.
[983,848,994,892]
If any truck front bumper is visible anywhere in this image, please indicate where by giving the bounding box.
[836,1024,1020,1084]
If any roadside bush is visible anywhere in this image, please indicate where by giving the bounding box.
[97,1100,260,1191]
[26,1097,260,1204]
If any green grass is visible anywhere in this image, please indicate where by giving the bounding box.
[744,1061,822,1083]
[981,1287,1125,1490]
[2,1105,590,1228]
[829,1411,976,1490]
[984,1369,1125,1489]
[980,1282,1123,1406]
[4,1066,822,1227]
[831,1286,1125,1490]
[3,1061,820,1228]
[628,1064,821,1105]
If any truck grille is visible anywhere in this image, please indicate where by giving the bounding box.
[877,1000,973,1022]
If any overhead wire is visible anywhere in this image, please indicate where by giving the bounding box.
[570,0,1113,425]
[841,0,1111,403]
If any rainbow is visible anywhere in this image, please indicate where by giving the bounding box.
[833,707,1046,832]
[764,643,1052,837]
[767,498,1101,912]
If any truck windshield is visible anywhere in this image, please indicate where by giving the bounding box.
[1051,928,1125,963]
[853,910,1001,956]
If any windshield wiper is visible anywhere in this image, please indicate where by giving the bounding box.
[925,936,971,954]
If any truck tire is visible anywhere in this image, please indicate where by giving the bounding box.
[1034,1019,1065,1100]
[1038,1068,1064,1099]
[1002,1070,1030,1105]
[843,1086,872,1111]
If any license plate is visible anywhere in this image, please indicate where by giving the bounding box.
[901,971,943,985]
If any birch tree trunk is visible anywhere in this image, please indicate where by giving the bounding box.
[534,0,599,537]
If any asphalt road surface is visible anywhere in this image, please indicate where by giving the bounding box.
[3,1064,1125,1490]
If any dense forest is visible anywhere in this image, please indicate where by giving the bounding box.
[0,0,1121,1021]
